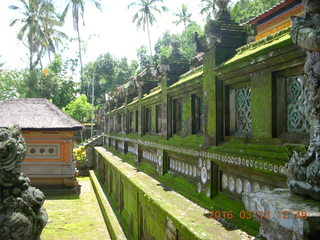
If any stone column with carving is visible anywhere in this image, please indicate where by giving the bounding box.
[242,1,320,239]
[0,126,48,240]
[285,0,320,201]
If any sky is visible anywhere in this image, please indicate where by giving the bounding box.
[0,0,237,71]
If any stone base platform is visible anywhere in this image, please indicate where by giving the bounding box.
[243,189,320,240]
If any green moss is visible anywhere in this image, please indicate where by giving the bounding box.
[41,177,110,240]
[221,32,292,68]
[203,48,217,144]
[142,86,161,100]
[109,132,204,150]
[104,148,259,236]
[170,69,203,88]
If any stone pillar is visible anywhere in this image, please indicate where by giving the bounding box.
[124,97,128,134]
[203,48,218,146]
[182,94,192,136]
[161,76,170,139]
[156,148,168,175]
[135,143,142,164]
[151,105,156,135]
[251,71,273,138]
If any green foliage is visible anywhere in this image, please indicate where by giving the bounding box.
[153,23,204,63]
[60,0,102,78]
[20,54,78,108]
[82,53,138,105]
[136,45,153,69]
[63,94,93,123]
[180,23,204,61]
[200,0,218,21]
[230,0,281,23]
[73,146,87,164]
[173,4,193,28]
[9,0,66,71]
[128,0,168,57]
[0,69,26,101]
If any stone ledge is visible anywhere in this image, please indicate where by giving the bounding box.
[95,147,253,240]
[89,170,127,240]
[243,189,320,240]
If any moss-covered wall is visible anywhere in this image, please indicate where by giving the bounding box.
[203,48,217,146]
[94,147,257,239]
[182,94,192,136]
[251,71,273,138]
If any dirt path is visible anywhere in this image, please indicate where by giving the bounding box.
[41,177,111,240]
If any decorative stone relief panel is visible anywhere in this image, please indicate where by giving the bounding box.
[197,158,211,198]
[26,144,60,159]
[111,138,116,147]
[236,87,252,134]
[128,145,136,154]
[142,150,157,163]
[221,172,271,198]
[118,141,125,151]
[287,75,310,133]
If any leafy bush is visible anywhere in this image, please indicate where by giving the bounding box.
[73,146,87,164]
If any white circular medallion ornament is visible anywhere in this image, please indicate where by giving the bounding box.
[198,158,202,168]
[244,180,251,193]
[193,166,197,177]
[206,160,211,170]
[206,187,211,198]
[253,182,260,192]
[236,178,243,194]
[228,177,235,192]
[250,160,254,167]
[222,174,228,189]
[201,167,208,184]
[274,165,278,173]
[197,182,202,193]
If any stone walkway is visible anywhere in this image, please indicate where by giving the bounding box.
[41,177,111,240]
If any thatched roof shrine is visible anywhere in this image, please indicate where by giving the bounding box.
[0,98,83,131]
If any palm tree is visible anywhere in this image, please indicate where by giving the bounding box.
[128,0,168,58]
[60,0,102,84]
[9,0,62,71]
[41,2,68,62]
[200,0,217,21]
[173,4,192,29]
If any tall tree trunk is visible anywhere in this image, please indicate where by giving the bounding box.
[76,22,84,90]
[146,17,153,60]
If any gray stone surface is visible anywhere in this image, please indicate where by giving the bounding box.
[286,0,320,200]
[243,189,320,240]
[0,127,47,240]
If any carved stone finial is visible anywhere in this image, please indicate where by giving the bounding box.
[171,40,181,56]
[286,0,320,200]
[0,126,48,240]
[216,0,231,20]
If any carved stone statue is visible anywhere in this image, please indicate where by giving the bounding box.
[0,126,47,240]
[286,0,320,200]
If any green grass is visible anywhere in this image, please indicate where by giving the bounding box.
[41,177,110,240]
